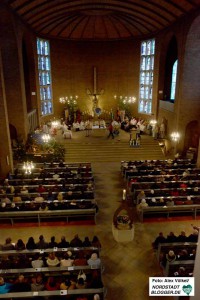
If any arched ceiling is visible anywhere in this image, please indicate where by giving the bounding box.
[5,0,200,40]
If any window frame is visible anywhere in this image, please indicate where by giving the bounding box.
[37,38,53,116]
[138,39,155,114]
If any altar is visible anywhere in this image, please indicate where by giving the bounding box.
[91,126,107,137]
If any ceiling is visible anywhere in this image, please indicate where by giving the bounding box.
[5,0,200,40]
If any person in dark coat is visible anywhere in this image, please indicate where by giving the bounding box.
[152,232,166,249]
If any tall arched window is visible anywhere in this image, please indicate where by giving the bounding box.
[139,39,155,114]
[170,60,178,100]
[37,38,53,115]
[163,36,178,103]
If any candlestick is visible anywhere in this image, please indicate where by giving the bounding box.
[122,189,126,200]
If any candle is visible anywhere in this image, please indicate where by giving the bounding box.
[122,189,126,200]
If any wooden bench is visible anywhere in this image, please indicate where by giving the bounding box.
[164,260,194,276]
[0,208,97,226]
[0,288,105,299]
[137,205,200,222]
[156,242,197,262]
[0,265,105,299]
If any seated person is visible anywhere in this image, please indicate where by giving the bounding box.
[31,253,44,268]
[20,186,29,194]
[57,236,69,248]
[34,193,44,203]
[60,251,74,267]
[63,128,72,139]
[12,192,22,203]
[76,277,87,289]
[160,250,176,269]
[73,251,87,266]
[136,199,149,212]
[37,184,46,193]
[45,276,60,291]
[73,121,80,131]
[0,277,13,294]
[15,239,25,250]
[166,199,174,206]
[152,232,166,249]
[87,252,101,269]
[1,195,11,204]
[10,274,31,292]
[46,252,60,267]
[176,231,188,243]
[166,232,177,243]
[31,274,45,291]
[2,238,15,250]
[79,121,85,131]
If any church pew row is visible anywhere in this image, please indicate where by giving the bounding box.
[123,167,199,180]
[137,205,200,222]
[164,260,194,277]
[0,267,104,299]
[0,246,105,299]
[0,208,97,226]
[130,180,200,195]
[156,242,197,263]
[4,177,94,184]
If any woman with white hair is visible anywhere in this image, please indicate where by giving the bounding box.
[136,198,149,212]
[87,252,101,269]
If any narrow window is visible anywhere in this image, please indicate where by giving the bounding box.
[139,39,155,114]
[170,60,178,101]
[37,38,53,115]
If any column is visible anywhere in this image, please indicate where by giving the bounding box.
[0,51,13,176]
[196,138,200,168]
[0,5,28,141]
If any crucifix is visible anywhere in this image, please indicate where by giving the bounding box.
[86,66,104,115]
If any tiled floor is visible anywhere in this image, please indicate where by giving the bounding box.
[0,130,198,300]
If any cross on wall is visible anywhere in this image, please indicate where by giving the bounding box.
[86,67,104,114]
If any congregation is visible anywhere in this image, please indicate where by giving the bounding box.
[152,226,199,278]
[0,234,103,299]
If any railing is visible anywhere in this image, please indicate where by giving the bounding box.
[28,109,38,133]
[137,205,200,222]
[0,208,97,226]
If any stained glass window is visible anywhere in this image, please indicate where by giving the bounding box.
[170,60,178,100]
[139,39,155,114]
[37,38,53,115]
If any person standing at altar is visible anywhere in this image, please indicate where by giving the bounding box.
[85,120,92,137]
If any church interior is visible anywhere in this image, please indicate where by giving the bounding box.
[0,1,200,300]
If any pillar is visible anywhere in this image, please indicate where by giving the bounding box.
[0,5,28,141]
[0,51,13,177]
[196,138,200,167]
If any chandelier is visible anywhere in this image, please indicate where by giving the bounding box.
[114,95,136,104]
[23,161,34,174]
[150,119,157,126]
[42,134,51,143]
[171,131,180,142]
[51,120,59,127]
[59,96,78,105]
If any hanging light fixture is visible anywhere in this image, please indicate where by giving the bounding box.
[150,119,157,126]
[23,161,34,174]
[51,120,59,127]
[59,96,78,105]
[114,95,136,104]
[171,131,180,142]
